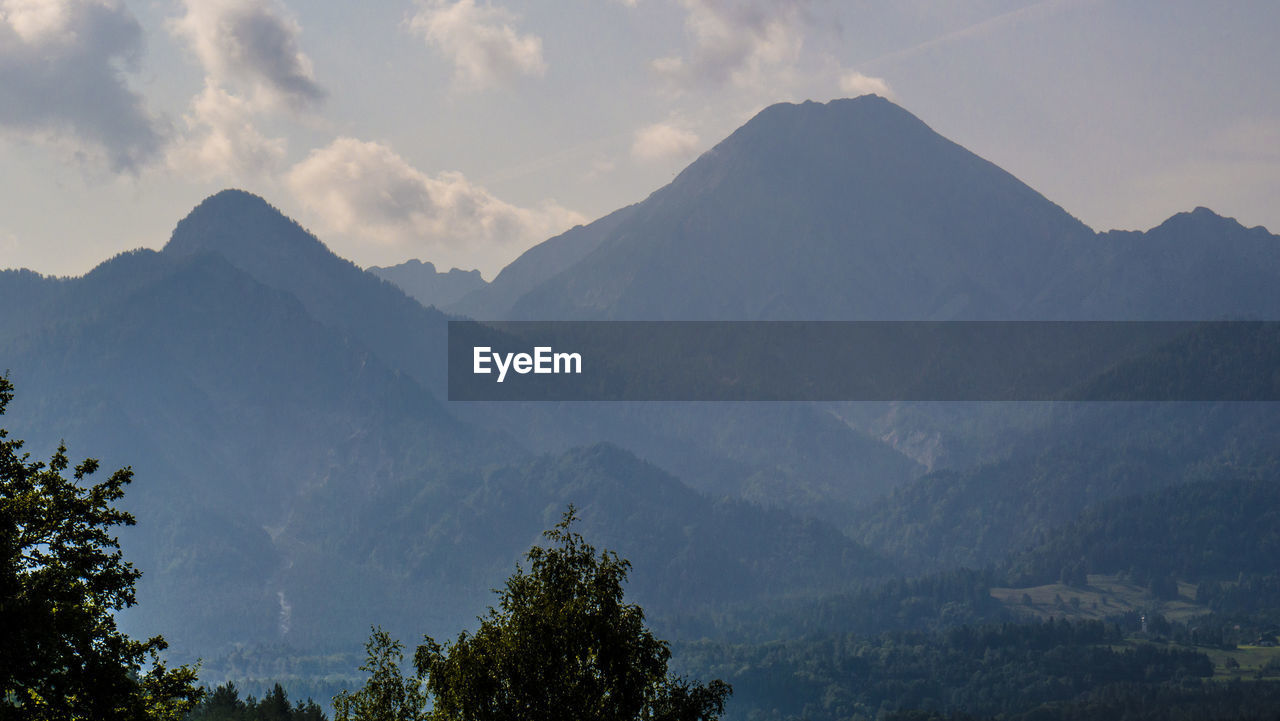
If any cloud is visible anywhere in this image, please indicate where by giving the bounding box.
[408,0,545,91]
[586,156,616,180]
[285,138,584,271]
[631,122,700,162]
[654,0,809,90]
[168,83,287,179]
[838,71,893,99]
[172,0,325,112]
[0,0,167,172]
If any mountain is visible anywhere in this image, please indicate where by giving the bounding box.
[442,97,1279,528]
[1004,477,1280,587]
[485,95,1095,320]
[447,204,636,319]
[0,192,891,658]
[368,259,486,309]
[464,96,1279,322]
[163,189,453,394]
[0,247,499,652]
[1030,206,1280,319]
[849,400,1280,572]
[454,400,923,525]
[6,95,1280,717]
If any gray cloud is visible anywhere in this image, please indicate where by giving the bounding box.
[408,0,546,91]
[655,0,812,90]
[839,70,893,99]
[173,0,325,111]
[168,82,287,179]
[0,0,168,172]
[631,121,700,162]
[286,137,584,274]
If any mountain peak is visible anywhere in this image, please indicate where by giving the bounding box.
[503,95,1094,320]
[718,95,935,154]
[369,258,488,309]
[1153,206,1247,236]
[200,187,270,208]
[755,94,902,120]
[164,189,333,263]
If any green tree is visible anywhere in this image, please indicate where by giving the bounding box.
[187,682,327,721]
[334,628,429,721]
[0,375,202,719]
[187,682,247,720]
[413,506,731,721]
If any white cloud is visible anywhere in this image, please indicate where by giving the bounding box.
[631,121,700,162]
[408,0,545,91]
[0,0,167,172]
[655,0,809,91]
[172,0,325,112]
[838,71,893,99]
[285,138,584,272]
[586,156,617,180]
[168,83,287,179]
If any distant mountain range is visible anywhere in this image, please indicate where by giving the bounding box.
[2,95,1279,682]
[367,259,486,309]
[447,96,1280,322]
[0,190,890,657]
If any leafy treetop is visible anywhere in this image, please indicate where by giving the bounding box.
[0,374,202,720]
[414,506,731,721]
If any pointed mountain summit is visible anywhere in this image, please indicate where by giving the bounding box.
[164,189,452,390]
[483,95,1094,320]
[165,189,331,263]
[466,96,1280,321]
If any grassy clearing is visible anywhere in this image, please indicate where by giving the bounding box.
[992,575,1280,681]
[990,573,1209,622]
[1202,645,1280,681]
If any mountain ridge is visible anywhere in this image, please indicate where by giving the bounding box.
[429,96,1279,322]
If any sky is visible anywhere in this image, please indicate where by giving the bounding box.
[1,0,1278,279]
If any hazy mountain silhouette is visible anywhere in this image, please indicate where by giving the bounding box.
[485,96,1091,320]
[4,94,1280,680]
[368,259,486,309]
[465,96,1277,321]
[0,246,488,652]
[163,189,453,393]
[447,204,636,318]
[0,192,887,656]
[1031,206,1280,319]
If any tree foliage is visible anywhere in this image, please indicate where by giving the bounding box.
[675,618,1223,721]
[0,375,202,719]
[333,629,428,721]
[345,507,731,721]
[187,682,326,721]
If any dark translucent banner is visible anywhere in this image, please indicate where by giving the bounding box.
[447,321,1280,401]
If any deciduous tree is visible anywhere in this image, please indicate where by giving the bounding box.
[413,506,731,721]
[0,375,202,719]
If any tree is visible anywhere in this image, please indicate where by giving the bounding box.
[413,506,731,721]
[186,682,247,720]
[187,682,327,721]
[334,628,429,721]
[0,375,202,719]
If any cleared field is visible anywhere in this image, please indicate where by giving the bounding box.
[990,573,1209,622]
[1202,645,1280,680]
